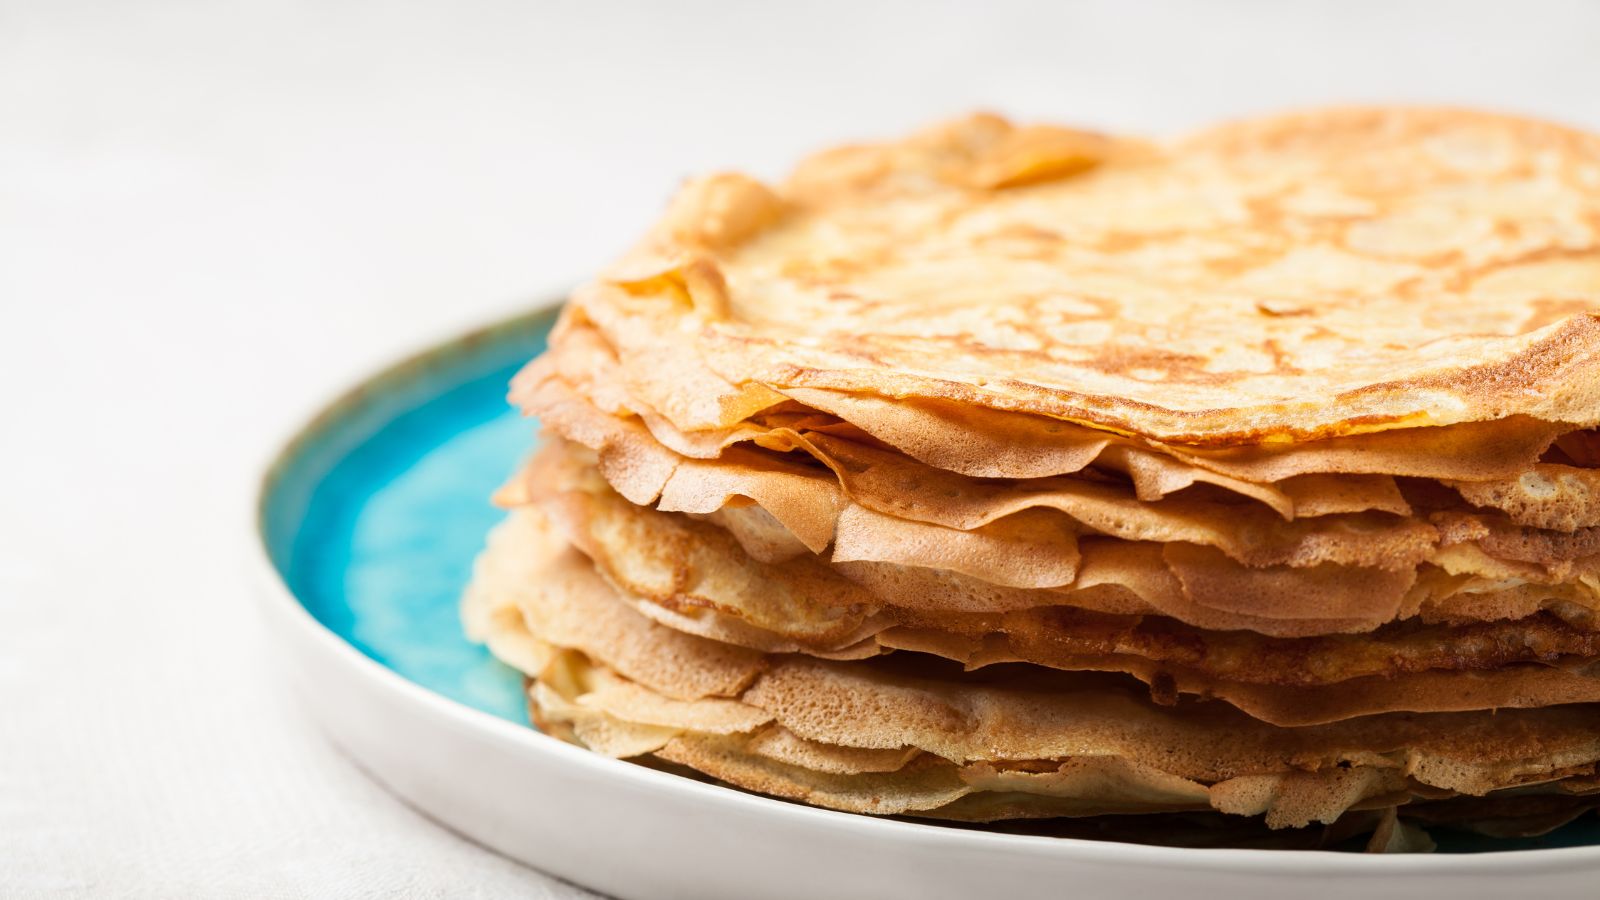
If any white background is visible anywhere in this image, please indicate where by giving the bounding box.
[4,1,1600,896]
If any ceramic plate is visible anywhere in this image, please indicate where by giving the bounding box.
[251,300,1600,899]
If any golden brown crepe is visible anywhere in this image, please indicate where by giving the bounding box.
[571,108,1600,444]
[488,450,1600,725]
[463,107,1600,849]
[462,507,1600,840]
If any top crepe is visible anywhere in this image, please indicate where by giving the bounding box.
[572,107,1600,445]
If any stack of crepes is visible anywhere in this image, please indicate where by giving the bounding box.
[463,107,1600,851]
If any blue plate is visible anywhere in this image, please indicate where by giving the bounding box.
[255,304,1600,855]
[260,307,555,728]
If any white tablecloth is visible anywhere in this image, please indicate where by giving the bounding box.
[5,2,1599,895]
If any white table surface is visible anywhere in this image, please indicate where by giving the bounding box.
[4,1,1600,896]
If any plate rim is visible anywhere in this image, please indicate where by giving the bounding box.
[247,297,1600,877]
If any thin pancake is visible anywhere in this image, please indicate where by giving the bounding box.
[576,108,1600,443]
[509,481,1600,724]
[462,512,1600,832]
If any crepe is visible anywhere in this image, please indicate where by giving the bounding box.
[491,451,1600,724]
[499,429,1600,631]
[463,107,1600,849]
[510,344,1600,587]
[566,108,1600,446]
[522,313,1577,488]
[462,506,1600,840]
[517,312,1578,505]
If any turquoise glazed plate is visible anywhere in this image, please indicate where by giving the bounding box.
[252,301,1600,900]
